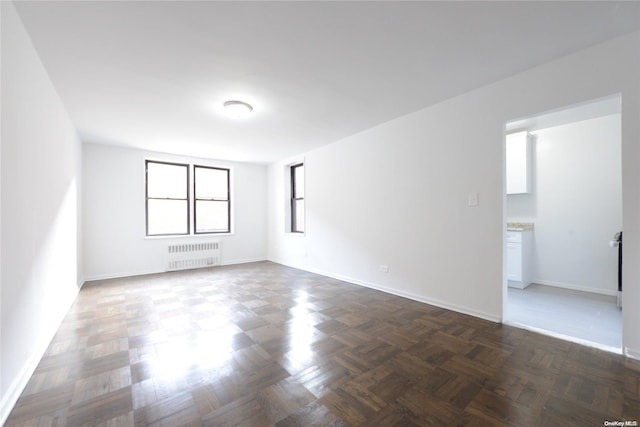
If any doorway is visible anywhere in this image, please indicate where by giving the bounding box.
[503,95,623,352]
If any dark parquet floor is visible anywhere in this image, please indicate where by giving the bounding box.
[5,261,640,426]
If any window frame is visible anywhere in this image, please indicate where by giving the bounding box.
[145,160,190,237]
[290,162,304,233]
[193,165,231,234]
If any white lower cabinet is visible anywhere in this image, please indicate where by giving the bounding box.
[506,230,532,289]
[506,242,522,281]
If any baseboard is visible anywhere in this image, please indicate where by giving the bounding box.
[0,350,43,425]
[83,258,268,282]
[271,261,501,323]
[83,268,165,282]
[221,257,267,267]
[0,284,80,426]
[532,279,617,297]
[625,346,640,361]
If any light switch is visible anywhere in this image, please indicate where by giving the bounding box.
[468,192,479,207]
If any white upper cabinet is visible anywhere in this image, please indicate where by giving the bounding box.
[506,131,532,194]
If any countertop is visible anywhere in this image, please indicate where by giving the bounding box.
[507,222,534,231]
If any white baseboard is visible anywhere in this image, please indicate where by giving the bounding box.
[533,279,618,297]
[221,257,267,267]
[83,268,165,282]
[271,260,501,323]
[0,285,80,426]
[83,258,268,282]
[625,346,640,361]
[0,350,43,425]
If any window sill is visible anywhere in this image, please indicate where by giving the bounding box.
[145,233,234,240]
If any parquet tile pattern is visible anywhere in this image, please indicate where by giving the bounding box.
[6,261,640,426]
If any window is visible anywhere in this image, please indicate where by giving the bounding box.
[146,160,189,236]
[194,166,230,233]
[145,160,231,236]
[291,163,304,233]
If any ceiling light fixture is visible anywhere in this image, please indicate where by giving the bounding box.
[223,100,253,118]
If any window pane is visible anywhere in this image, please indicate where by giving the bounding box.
[196,200,229,233]
[147,199,188,235]
[294,199,304,232]
[147,162,187,199]
[195,167,228,199]
[293,165,304,198]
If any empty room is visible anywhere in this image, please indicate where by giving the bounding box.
[2,1,640,425]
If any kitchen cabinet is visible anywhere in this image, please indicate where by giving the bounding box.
[506,131,531,194]
[506,229,532,289]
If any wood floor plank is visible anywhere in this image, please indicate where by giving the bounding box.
[256,378,317,423]
[275,400,346,427]
[66,386,132,427]
[5,261,640,426]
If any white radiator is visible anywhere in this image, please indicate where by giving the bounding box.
[166,241,221,271]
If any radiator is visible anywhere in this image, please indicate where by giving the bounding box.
[166,241,221,271]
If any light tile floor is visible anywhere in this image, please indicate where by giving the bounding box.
[506,283,622,351]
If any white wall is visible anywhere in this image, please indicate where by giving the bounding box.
[267,31,640,359]
[1,2,83,422]
[83,143,267,280]
[269,109,504,322]
[508,114,622,295]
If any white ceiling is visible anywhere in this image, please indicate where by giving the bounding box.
[13,1,640,164]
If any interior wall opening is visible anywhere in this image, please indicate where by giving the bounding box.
[503,94,623,353]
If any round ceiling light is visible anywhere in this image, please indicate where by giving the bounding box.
[223,100,253,118]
